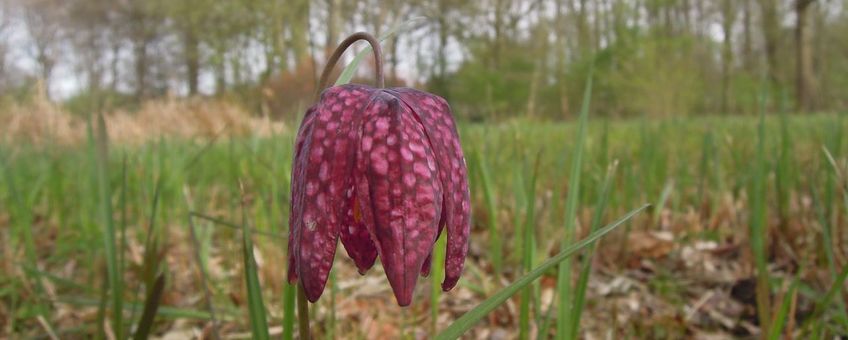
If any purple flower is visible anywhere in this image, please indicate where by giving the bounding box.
[287,84,471,306]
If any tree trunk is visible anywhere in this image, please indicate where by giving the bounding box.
[390,35,399,82]
[721,0,736,114]
[795,0,816,112]
[184,29,200,95]
[290,0,310,67]
[758,0,781,88]
[134,39,149,100]
[556,0,569,118]
[492,0,504,67]
[325,0,340,52]
[110,41,121,92]
[213,43,227,94]
[742,0,754,70]
[571,0,590,53]
[433,0,450,100]
[130,5,153,100]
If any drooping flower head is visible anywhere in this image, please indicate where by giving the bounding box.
[287,33,470,306]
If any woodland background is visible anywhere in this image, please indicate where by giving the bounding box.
[2,0,848,338]
[1,0,845,120]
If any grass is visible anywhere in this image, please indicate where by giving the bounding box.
[0,111,846,338]
[749,100,770,334]
[435,205,649,339]
[518,151,541,340]
[89,113,124,339]
[557,68,593,340]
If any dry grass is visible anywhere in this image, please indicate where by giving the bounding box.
[0,95,287,146]
[0,96,79,145]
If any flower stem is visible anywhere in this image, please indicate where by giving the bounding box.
[316,32,384,94]
[297,284,311,340]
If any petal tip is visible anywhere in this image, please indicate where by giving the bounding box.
[395,293,412,307]
[441,277,460,292]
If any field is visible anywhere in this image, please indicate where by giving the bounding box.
[1,111,847,338]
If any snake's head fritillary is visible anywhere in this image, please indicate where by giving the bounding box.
[287,84,470,306]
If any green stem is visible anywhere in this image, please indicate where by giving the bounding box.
[297,284,311,340]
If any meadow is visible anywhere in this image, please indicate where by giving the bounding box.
[1,108,846,338]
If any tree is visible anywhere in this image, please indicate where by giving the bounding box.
[121,0,161,99]
[66,0,116,92]
[165,0,206,95]
[0,3,9,92]
[795,0,817,111]
[20,0,64,97]
[758,0,782,89]
[720,0,737,113]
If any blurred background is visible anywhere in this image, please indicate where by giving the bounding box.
[1,0,846,121]
[2,0,848,339]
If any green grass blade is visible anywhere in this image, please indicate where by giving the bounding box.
[536,289,559,340]
[435,205,648,340]
[475,151,503,276]
[569,161,618,339]
[519,152,541,340]
[652,179,674,228]
[117,154,129,338]
[1,161,38,272]
[767,278,799,340]
[132,273,166,340]
[512,162,528,266]
[557,65,594,340]
[431,232,447,332]
[282,282,297,340]
[96,267,108,338]
[328,271,337,339]
[189,212,284,239]
[92,113,123,338]
[20,265,94,293]
[815,264,848,317]
[820,146,848,328]
[59,296,236,320]
[240,185,270,340]
[750,89,771,333]
[775,109,793,227]
[184,190,221,340]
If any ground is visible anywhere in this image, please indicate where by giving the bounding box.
[1,111,846,338]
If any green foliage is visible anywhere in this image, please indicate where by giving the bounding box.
[2,111,847,337]
[435,205,648,340]
[445,55,531,120]
[557,66,594,340]
[602,34,707,117]
[241,205,270,340]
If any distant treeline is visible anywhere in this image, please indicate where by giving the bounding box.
[1,0,845,119]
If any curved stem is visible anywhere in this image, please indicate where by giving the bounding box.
[316,32,384,95]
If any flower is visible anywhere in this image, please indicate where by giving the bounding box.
[287,84,470,306]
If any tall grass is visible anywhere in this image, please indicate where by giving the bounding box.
[435,205,648,339]
[474,151,504,277]
[89,113,124,338]
[518,152,541,340]
[569,160,618,338]
[2,110,847,337]
[556,68,593,340]
[749,93,770,334]
[239,183,270,340]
